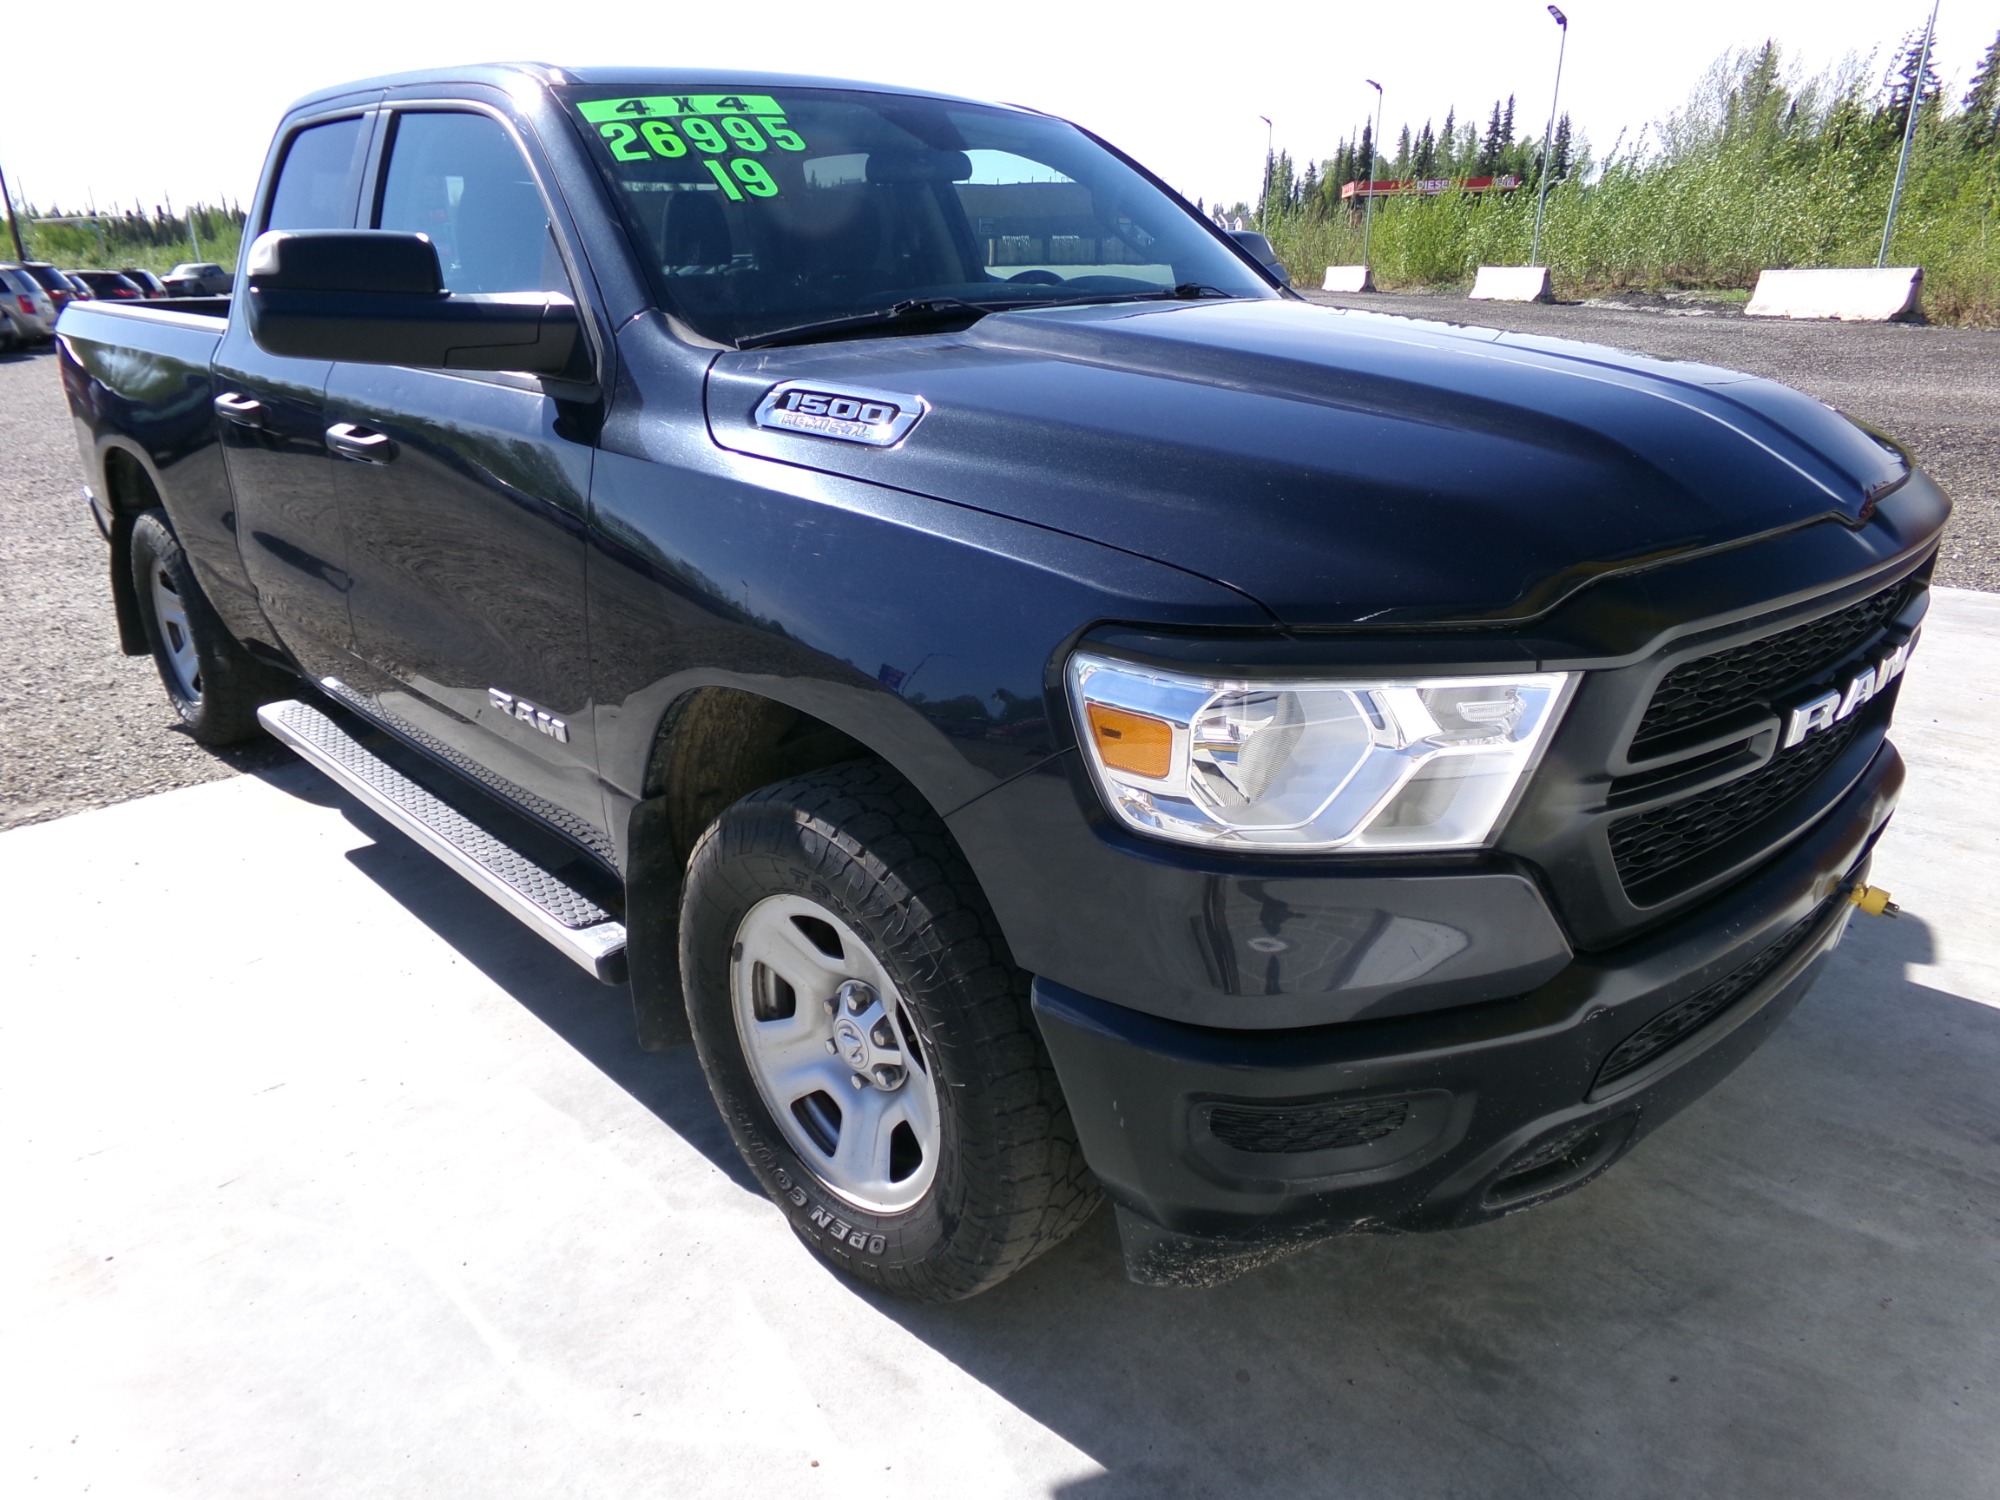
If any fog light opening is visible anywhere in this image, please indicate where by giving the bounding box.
[1484,1115,1633,1210]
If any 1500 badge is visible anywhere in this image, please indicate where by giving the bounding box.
[754,382,927,447]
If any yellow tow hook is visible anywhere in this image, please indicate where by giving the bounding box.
[1848,885,1901,918]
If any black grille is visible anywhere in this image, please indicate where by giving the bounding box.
[1207,1096,1411,1154]
[1594,902,1831,1090]
[1609,711,1867,895]
[1633,580,1909,751]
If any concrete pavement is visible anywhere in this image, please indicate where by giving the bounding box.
[4,590,1998,1500]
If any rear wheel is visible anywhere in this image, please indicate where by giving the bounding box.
[130,509,290,744]
[680,760,1099,1301]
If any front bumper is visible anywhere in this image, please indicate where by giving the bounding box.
[1033,740,1902,1284]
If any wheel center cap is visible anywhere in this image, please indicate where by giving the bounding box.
[834,1018,869,1068]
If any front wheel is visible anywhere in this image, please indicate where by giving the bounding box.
[679,761,1099,1301]
[130,509,290,744]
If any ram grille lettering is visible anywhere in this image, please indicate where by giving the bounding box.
[1780,633,1917,750]
[754,382,927,447]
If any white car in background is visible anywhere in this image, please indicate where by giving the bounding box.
[0,264,60,346]
[165,261,233,295]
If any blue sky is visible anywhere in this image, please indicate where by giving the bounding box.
[2,0,1986,216]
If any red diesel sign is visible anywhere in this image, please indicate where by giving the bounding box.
[1339,175,1522,199]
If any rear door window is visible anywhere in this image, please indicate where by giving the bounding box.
[264,116,369,233]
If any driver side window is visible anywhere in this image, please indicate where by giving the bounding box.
[375,111,572,297]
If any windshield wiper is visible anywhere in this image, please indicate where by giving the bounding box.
[1036,283,1240,307]
[733,285,1243,350]
[735,298,997,351]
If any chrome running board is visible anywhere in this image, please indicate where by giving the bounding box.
[258,699,627,983]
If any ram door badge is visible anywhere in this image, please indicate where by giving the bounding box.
[755,382,927,447]
[489,688,570,743]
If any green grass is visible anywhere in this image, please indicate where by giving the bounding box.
[16,210,242,278]
[1269,148,2000,326]
[1264,52,2000,327]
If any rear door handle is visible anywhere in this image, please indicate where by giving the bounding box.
[325,422,397,464]
[212,391,264,427]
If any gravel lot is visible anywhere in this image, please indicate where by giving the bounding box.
[4,301,1996,830]
[0,345,290,831]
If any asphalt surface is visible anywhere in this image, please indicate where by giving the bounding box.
[4,297,1998,828]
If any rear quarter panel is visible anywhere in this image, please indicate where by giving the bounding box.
[56,302,266,646]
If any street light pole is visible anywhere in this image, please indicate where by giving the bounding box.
[1363,80,1383,276]
[1531,5,1569,269]
[0,153,27,261]
[1878,0,1939,268]
[1258,115,1273,234]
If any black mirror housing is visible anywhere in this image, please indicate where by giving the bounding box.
[244,230,581,375]
[1227,229,1293,288]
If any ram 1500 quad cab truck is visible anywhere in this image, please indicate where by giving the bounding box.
[57,64,1948,1300]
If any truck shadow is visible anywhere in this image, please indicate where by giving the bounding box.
[314,787,759,1193]
[292,776,2000,1499]
[861,909,2000,1500]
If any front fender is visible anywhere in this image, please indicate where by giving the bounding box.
[585,443,1271,869]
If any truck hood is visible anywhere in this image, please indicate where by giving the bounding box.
[704,299,1906,628]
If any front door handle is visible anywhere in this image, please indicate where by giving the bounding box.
[325,422,397,464]
[213,391,264,427]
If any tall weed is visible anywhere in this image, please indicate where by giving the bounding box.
[1265,47,2000,326]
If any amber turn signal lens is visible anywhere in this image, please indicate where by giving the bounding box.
[1086,702,1173,779]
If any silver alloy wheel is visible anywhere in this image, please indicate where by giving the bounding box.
[730,893,942,1214]
[150,561,202,703]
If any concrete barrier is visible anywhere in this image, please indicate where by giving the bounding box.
[1745,267,1923,322]
[1469,265,1553,302]
[1322,265,1374,293]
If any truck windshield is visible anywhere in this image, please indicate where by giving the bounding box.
[562,86,1277,347]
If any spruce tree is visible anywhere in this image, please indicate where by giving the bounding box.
[1551,114,1573,181]
[1415,120,1438,177]
[1881,27,1943,138]
[1478,101,1505,174]
[1439,107,1457,173]
[1963,28,2000,151]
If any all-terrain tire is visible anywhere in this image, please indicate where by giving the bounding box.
[679,759,1100,1301]
[130,508,291,745]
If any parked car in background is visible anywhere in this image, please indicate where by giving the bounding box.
[16,261,85,309]
[0,292,26,350]
[0,264,60,341]
[165,261,232,294]
[120,267,169,298]
[67,270,148,301]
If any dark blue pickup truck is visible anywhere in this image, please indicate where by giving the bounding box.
[57,63,1947,1299]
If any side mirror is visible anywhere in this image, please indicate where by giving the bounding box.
[1227,229,1293,288]
[244,230,581,374]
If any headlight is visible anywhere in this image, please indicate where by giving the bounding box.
[1068,652,1575,853]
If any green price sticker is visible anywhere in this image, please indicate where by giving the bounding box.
[580,93,808,187]
[577,94,785,122]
